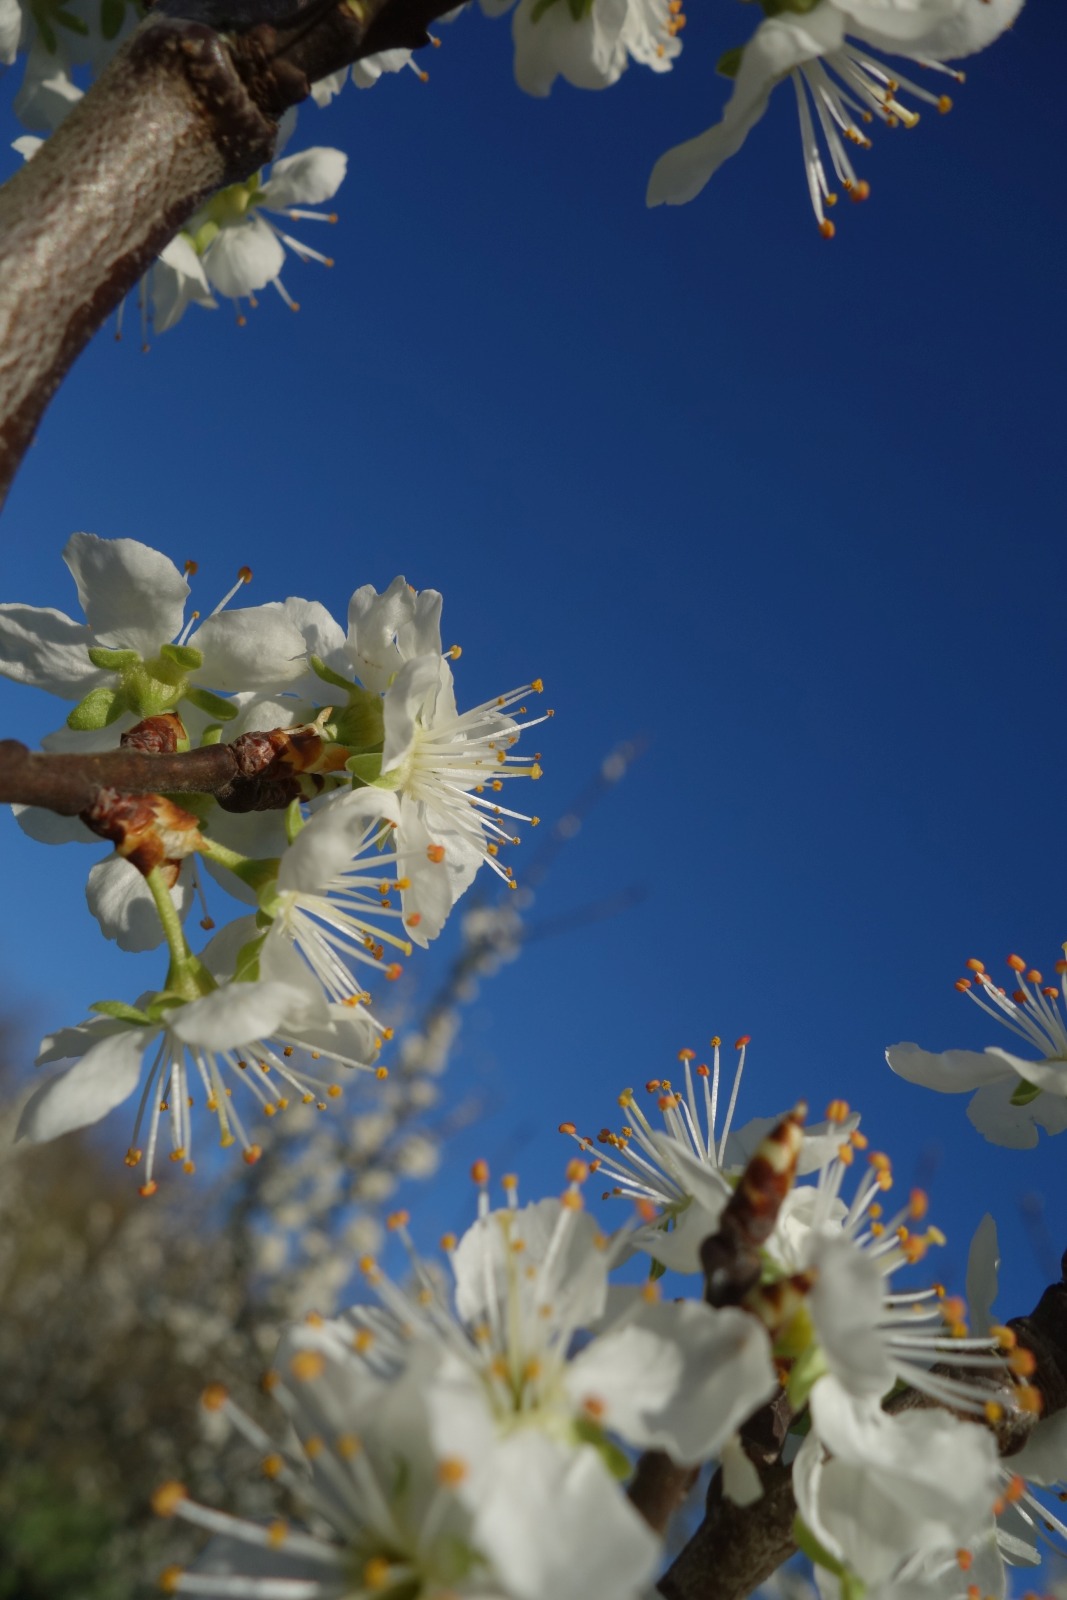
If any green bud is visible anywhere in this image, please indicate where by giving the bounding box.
[185,685,237,720]
[717,45,743,77]
[67,685,123,731]
[159,641,204,672]
[87,646,139,670]
[89,1000,155,1025]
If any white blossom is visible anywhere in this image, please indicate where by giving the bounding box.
[485,0,682,97]
[16,938,383,1190]
[887,951,1067,1147]
[647,0,1024,233]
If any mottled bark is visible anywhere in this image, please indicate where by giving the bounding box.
[0,0,459,505]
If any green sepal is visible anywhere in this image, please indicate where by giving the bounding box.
[160,641,204,671]
[285,798,305,846]
[232,932,267,983]
[200,724,224,746]
[345,752,385,785]
[190,219,219,255]
[145,992,187,1021]
[67,685,124,731]
[100,0,125,37]
[1010,1076,1043,1106]
[529,0,559,20]
[89,1000,155,1026]
[87,646,139,670]
[185,685,237,720]
[310,654,357,693]
[573,1418,631,1481]
[36,13,57,49]
[648,1256,667,1282]
[566,0,594,19]
[331,684,385,752]
[229,855,281,893]
[433,1536,477,1587]
[717,45,743,77]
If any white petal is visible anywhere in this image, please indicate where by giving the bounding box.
[12,802,95,844]
[647,7,845,206]
[309,68,349,104]
[566,1300,777,1463]
[635,1194,726,1274]
[153,235,217,332]
[965,1076,1067,1148]
[205,216,286,297]
[16,1027,148,1141]
[885,1041,1013,1092]
[193,604,309,692]
[0,603,103,696]
[965,1213,999,1336]
[63,531,190,656]
[278,788,400,893]
[452,1198,609,1329]
[0,0,22,64]
[86,855,192,952]
[261,146,347,209]
[394,798,463,946]
[168,980,307,1049]
[721,1434,764,1506]
[473,1432,660,1600]
[986,1046,1067,1096]
[512,0,629,96]
[346,576,421,693]
[844,0,1024,57]
[808,1233,894,1398]
[279,596,346,660]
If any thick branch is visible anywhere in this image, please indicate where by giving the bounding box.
[0,0,461,504]
[0,18,276,504]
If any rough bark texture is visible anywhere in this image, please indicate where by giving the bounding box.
[0,0,461,506]
[0,18,275,501]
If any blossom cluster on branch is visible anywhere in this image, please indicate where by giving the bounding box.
[0,534,545,1189]
[0,0,1028,341]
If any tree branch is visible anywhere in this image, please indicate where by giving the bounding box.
[0,0,462,505]
[0,721,340,812]
[654,1250,1067,1600]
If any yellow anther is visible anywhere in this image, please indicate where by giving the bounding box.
[363,1558,392,1590]
[289,1350,326,1382]
[201,1384,228,1412]
[151,1482,187,1518]
[262,1453,284,1478]
[267,1521,288,1547]
[438,1456,469,1486]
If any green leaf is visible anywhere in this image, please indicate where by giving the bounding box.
[310,653,356,692]
[89,1000,155,1026]
[717,45,743,78]
[184,685,237,720]
[159,641,204,671]
[66,686,123,731]
[100,0,125,37]
[86,646,139,670]
[1010,1076,1043,1106]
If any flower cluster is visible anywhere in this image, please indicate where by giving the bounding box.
[1,536,546,1188]
[152,1082,1067,1600]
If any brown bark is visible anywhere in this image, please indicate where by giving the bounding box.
[0,0,461,506]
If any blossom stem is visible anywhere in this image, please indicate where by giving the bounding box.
[197,833,280,893]
[145,864,201,999]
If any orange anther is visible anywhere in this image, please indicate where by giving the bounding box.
[558,1121,577,1135]
[735,1035,751,1049]
[1007,954,1026,972]
[151,1482,187,1518]
[471,1159,490,1184]
[289,1350,326,1382]
[427,843,446,864]
[201,1384,228,1411]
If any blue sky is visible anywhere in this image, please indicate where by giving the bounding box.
[0,0,1065,1321]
